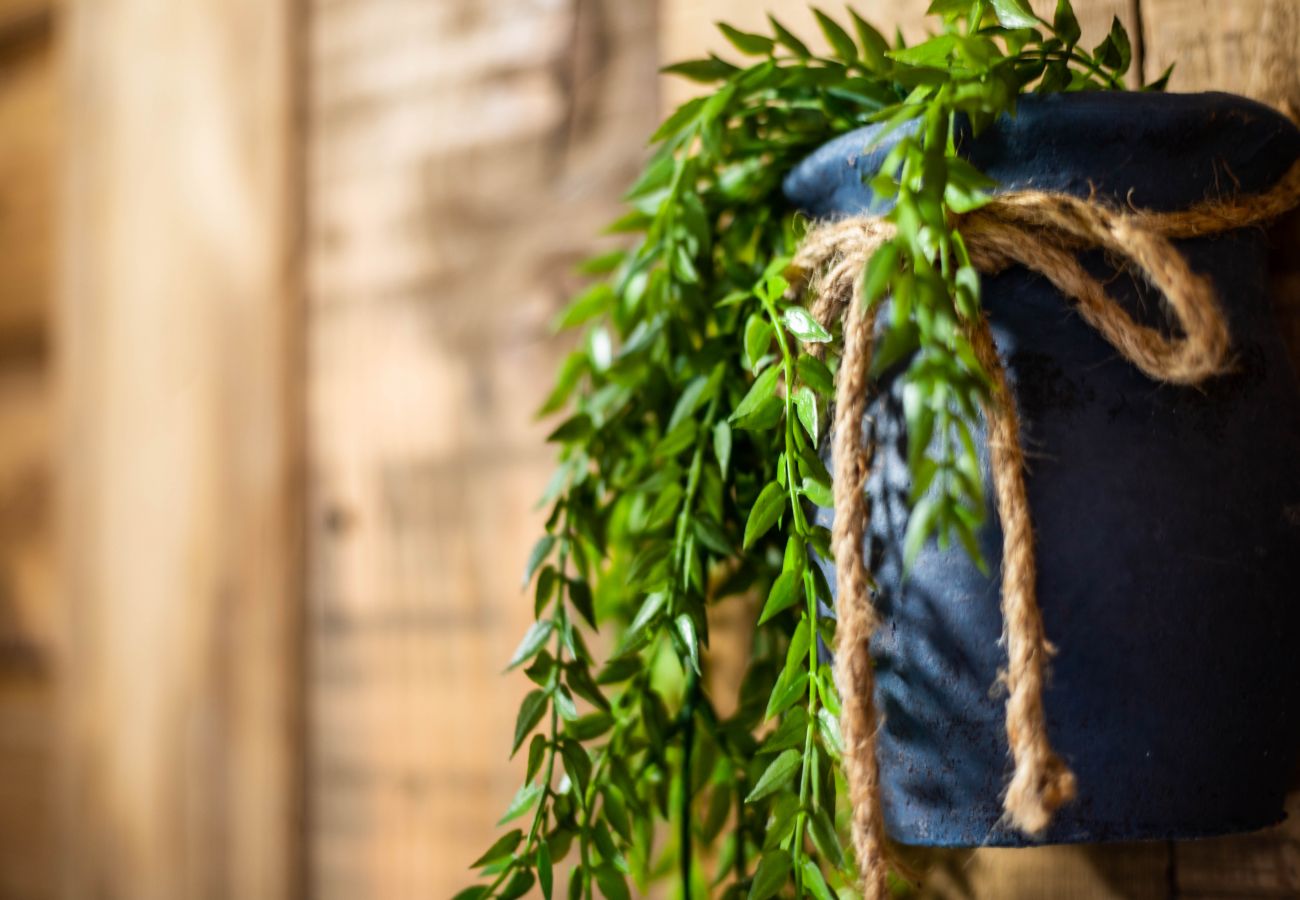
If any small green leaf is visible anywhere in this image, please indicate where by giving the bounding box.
[602,785,633,841]
[863,241,899,305]
[802,476,833,509]
[1107,16,1132,75]
[702,781,733,842]
[568,579,596,629]
[526,734,547,781]
[747,848,792,900]
[888,33,958,66]
[675,613,700,674]
[566,711,614,740]
[661,56,738,83]
[801,859,835,900]
[592,822,628,872]
[669,375,712,430]
[797,355,834,396]
[793,386,819,445]
[595,656,641,685]
[713,421,732,477]
[575,249,624,276]
[757,570,801,625]
[763,706,808,754]
[744,314,774,372]
[499,870,535,900]
[498,781,544,824]
[765,669,808,719]
[767,14,810,57]
[782,307,832,343]
[729,365,780,426]
[990,0,1040,29]
[743,482,787,548]
[560,738,592,799]
[1146,63,1175,92]
[452,887,489,900]
[810,806,845,868]
[692,516,731,556]
[546,413,593,444]
[817,706,844,757]
[763,795,800,852]
[746,749,801,803]
[552,686,578,721]
[552,283,613,331]
[470,829,522,869]
[512,690,549,755]
[507,620,554,670]
[787,616,811,670]
[620,590,667,651]
[717,22,774,56]
[522,535,556,588]
[813,8,858,62]
[903,494,942,572]
[534,567,557,617]
[732,394,784,432]
[849,10,890,69]
[593,863,631,900]
[1052,0,1081,46]
[1092,34,1116,68]
[537,843,554,899]
[565,663,610,712]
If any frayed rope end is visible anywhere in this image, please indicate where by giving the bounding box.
[1004,753,1078,836]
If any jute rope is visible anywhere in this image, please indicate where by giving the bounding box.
[787,158,1300,899]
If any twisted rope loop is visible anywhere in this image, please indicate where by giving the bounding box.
[788,159,1300,900]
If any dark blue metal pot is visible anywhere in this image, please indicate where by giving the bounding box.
[785,92,1300,846]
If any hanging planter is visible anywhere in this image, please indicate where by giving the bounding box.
[464,4,1300,899]
[786,90,1300,848]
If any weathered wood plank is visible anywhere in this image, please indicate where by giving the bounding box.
[0,20,56,352]
[57,1,301,897]
[1141,0,1300,115]
[0,365,55,900]
[304,0,659,896]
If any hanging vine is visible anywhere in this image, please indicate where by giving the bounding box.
[462,2,1150,897]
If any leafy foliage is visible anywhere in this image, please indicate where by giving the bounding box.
[466,3,1148,898]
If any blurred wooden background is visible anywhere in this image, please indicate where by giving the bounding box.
[0,0,1296,897]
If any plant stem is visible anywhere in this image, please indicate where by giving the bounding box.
[483,524,571,899]
[679,670,699,898]
[760,292,821,893]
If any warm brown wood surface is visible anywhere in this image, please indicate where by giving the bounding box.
[303,1,658,896]
[56,1,301,897]
[0,4,57,897]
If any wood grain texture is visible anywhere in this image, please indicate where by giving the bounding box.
[0,366,56,900]
[57,1,301,897]
[0,14,55,354]
[1142,0,1300,115]
[304,1,658,896]
[0,7,57,897]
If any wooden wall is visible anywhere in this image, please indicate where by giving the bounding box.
[57,0,301,898]
[0,2,58,897]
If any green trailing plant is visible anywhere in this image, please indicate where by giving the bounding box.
[462,2,1155,898]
